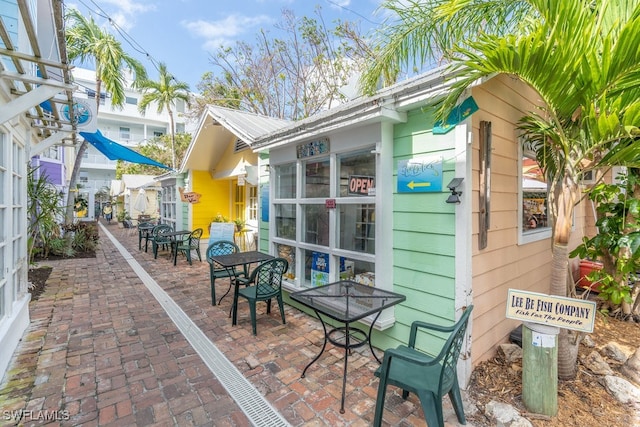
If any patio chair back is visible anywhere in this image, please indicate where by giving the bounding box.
[251,258,289,300]
[373,305,474,427]
[206,240,244,305]
[174,228,203,265]
[151,224,173,259]
[233,258,288,335]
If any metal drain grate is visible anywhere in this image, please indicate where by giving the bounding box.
[102,225,290,427]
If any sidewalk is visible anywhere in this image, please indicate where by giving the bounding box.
[0,221,472,426]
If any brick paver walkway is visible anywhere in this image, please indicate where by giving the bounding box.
[0,220,473,426]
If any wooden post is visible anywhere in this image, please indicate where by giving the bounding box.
[522,322,559,416]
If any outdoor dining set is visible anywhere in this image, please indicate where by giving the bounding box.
[131,220,473,426]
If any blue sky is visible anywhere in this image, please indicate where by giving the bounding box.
[67,0,385,90]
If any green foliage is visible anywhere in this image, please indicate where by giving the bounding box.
[212,213,230,223]
[62,222,100,253]
[27,166,66,262]
[117,210,131,222]
[570,170,640,307]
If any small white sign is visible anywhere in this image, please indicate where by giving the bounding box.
[531,332,556,348]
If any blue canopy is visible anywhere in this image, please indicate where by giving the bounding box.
[79,130,171,170]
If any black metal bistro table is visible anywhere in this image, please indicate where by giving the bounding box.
[291,280,406,414]
[139,223,156,251]
[208,251,275,316]
[162,230,192,265]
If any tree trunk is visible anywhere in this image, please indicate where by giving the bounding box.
[65,140,88,223]
[557,329,583,380]
[551,175,581,379]
[168,109,176,169]
[65,81,102,223]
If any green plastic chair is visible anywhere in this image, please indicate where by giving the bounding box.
[206,240,247,306]
[373,305,474,427]
[232,257,288,335]
[174,228,203,265]
[151,224,173,259]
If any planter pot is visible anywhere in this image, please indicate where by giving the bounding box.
[577,260,604,292]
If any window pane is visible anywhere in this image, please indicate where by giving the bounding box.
[304,250,329,288]
[522,157,549,232]
[303,204,329,246]
[303,158,330,198]
[338,203,375,254]
[275,204,296,239]
[338,150,376,197]
[275,163,296,199]
[340,257,376,287]
[276,243,296,280]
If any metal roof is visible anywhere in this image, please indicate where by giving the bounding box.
[180,105,290,172]
[252,64,468,151]
[0,0,76,154]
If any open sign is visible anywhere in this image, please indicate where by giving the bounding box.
[348,175,375,196]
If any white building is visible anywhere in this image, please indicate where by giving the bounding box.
[0,0,76,380]
[69,67,192,219]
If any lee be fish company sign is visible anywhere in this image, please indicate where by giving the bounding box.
[506,289,596,333]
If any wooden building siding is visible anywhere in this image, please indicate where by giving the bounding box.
[469,75,590,364]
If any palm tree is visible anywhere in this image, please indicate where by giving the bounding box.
[362,0,640,379]
[137,62,190,169]
[65,8,147,222]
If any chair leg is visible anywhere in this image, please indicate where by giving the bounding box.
[373,377,388,427]
[266,298,272,314]
[232,291,240,326]
[195,248,202,262]
[186,249,192,265]
[417,390,442,427]
[248,300,257,335]
[277,295,286,324]
[209,272,216,306]
[449,380,466,424]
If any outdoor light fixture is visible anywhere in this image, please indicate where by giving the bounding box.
[446,177,464,204]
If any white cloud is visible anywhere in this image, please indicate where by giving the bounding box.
[96,0,156,31]
[182,14,273,51]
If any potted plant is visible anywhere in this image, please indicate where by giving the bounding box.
[570,169,640,317]
[233,218,246,232]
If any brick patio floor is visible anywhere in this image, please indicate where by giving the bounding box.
[0,220,475,426]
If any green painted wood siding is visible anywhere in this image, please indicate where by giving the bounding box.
[391,108,458,330]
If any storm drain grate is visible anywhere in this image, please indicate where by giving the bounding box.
[103,225,290,427]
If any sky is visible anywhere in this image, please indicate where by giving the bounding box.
[66,0,386,90]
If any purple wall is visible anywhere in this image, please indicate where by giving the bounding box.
[36,160,64,185]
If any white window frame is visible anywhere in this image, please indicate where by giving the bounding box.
[271,144,377,290]
[518,138,552,245]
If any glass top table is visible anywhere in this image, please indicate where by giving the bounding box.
[291,280,406,413]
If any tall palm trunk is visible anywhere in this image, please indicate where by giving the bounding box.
[65,80,102,223]
[550,173,583,379]
[168,108,176,169]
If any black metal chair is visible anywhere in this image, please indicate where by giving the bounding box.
[373,305,474,427]
[206,240,246,305]
[151,224,173,259]
[173,228,203,265]
[232,258,288,335]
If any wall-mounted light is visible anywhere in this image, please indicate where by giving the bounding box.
[446,177,464,204]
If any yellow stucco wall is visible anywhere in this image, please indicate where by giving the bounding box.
[191,170,231,237]
[189,147,258,238]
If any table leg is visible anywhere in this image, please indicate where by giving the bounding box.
[301,310,328,378]
[340,322,351,414]
[368,310,385,363]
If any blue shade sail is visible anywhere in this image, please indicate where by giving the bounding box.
[79,130,171,170]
